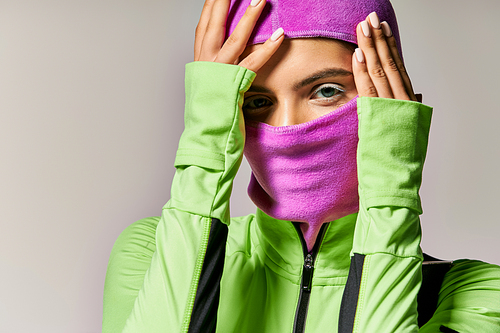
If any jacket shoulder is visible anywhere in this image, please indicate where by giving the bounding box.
[421,259,500,332]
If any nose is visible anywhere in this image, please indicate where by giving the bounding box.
[267,101,305,127]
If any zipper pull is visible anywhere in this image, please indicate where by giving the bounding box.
[302,253,314,292]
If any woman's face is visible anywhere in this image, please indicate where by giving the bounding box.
[241,38,358,126]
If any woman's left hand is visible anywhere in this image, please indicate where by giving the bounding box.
[353,12,418,102]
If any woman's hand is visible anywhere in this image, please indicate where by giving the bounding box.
[353,12,419,102]
[194,0,284,72]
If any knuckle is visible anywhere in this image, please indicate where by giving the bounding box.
[373,31,386,43]
[384,57,399,73]
[224,34,246,54]
[195,24,203,36]
[364,36,375,48]
[388,37,398,48]
[369,66,387,79]
[365,85,378,97]
[241,55,256,69]
[225,34,239,46]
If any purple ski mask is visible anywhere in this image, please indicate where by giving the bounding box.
[226,0,402,56]
[226,0,402,250]
[244,99,360,249]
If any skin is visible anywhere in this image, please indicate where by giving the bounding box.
[194,0,418,125]
[240,38,358,125]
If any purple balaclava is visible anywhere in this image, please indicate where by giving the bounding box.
[226,0,401,251]
[226,0,401,54]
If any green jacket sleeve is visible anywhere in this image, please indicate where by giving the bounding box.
[339,97,432,333]
[170,61,255,224]
[420,259,500,333]
[122,62,255,333]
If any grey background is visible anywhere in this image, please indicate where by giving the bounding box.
[1,0,499,331]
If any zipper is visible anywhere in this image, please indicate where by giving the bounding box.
[292,222,329,333]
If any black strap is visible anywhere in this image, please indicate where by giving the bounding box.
[339,253,452,332]
[187,218,228,333]
[338,253,366,333]
[417,254,453,327]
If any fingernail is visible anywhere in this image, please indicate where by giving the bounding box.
[361,21,371,38]
[381,21,392,37]
[369,12,380,29]
[250,0,261,6]
[271,27,284,41]
[355,48,365,63]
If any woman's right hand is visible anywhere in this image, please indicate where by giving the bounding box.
[194,0,284,73]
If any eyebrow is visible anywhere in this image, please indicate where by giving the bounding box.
[246,85,273,94]
[293,68,353,90]
[246,67,353,94]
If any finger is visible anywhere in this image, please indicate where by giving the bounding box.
[357,20,393,99]
[239,28,284,72]
[382,21,418,101]
[352,48,378,97]
[367,13,409,100]
[194,0,217,61]
[199,0,231,61]
[216,0,267,64]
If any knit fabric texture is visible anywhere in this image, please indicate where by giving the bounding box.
[226,0,402,55]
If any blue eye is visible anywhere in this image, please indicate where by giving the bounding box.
[313,84,344,99]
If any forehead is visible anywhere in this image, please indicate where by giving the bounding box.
[242,38,355,85]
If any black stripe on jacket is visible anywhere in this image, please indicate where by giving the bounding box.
[188,218,228,333]
[338,253,453,332]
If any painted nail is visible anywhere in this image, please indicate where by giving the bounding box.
[355,48,365,63]
[250,0,261,6]
[271,27,284,41]
[368,12,380,29]
[381,21,392,37]
[361,21,371,37]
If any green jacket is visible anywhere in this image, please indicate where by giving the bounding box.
[105,62,500,333]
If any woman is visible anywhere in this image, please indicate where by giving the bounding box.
[103,0,500,332]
